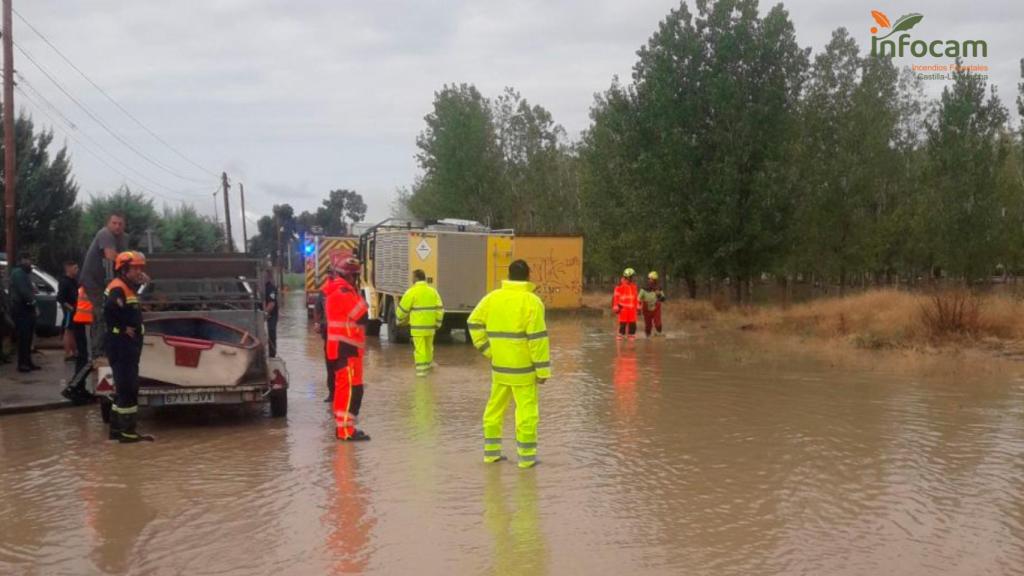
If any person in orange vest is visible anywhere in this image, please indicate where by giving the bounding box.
[326,257,370,441]
[612,268,640,339]
[61,285,96,404]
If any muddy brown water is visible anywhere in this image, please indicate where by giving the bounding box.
[3,294,1024,575]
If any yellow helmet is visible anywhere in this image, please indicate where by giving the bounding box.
[114,250,147,271]
[623,268,635,278]
[648,271,659,280]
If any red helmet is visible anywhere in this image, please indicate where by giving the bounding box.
[337,257,361,276]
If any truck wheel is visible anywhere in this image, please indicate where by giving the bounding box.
[365,319,382,338]
[270,389,288,418]
[100,399,112,423]
[386,300,410,344]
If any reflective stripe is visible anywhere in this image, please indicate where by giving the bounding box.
[415,362,432,367]
[327,321,359,329]
[533,361,551,369]
[409,325,438,330]
[484,438,502,445]
[487,331,528,339]
[491,365,536,375]
[397,304,409,314]
[410,306,443,311]
[467,323,485,330]
[517,442,537,450]
[519,454,537,462]
[478,342,490,353]
[112,404,138,415]
[526,331,548,340]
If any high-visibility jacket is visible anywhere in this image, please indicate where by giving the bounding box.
[612,280,640,323]
[638,281,665,312]
[325,277,367,361]
[468,280,551,386]
[396,281,444,336]
[72,286,94,325]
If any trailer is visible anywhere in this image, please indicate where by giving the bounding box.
[87,254,289,421]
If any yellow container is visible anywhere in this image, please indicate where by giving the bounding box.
[512,236,583,309]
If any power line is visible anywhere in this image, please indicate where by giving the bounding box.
[13,40,213,186]
[12,7,219,179]
[15,73,209,199]
[15,83,195,206]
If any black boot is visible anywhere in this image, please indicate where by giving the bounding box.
[118,412,155,443]
[108,412,122,441]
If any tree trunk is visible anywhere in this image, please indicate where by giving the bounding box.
[734,275,743,305]
[685,275,698,299]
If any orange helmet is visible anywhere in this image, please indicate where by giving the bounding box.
[114,250,147,271]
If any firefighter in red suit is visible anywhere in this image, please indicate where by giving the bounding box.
[326,258,370,441]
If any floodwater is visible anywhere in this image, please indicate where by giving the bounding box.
[3,294,1024,575]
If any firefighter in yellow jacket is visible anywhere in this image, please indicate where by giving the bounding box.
[395,269,444,376]
[468,260,551,469]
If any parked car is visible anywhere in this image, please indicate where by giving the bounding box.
[0,256,63,338]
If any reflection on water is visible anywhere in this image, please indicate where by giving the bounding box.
[484,469,546,576]
[2,294,1024,575]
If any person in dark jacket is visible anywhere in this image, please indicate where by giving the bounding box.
[264,269,279,358]
[10,252,41,372]
[105,251,153,443]
[57,261,80,361]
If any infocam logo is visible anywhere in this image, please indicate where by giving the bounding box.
[869,10,987,58]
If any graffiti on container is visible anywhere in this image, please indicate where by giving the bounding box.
[528,251,582,303]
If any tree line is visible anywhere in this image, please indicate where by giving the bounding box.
[402,0,1024,301]
[0,112,224,272]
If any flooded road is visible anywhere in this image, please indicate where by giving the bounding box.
[4,293,1024,575]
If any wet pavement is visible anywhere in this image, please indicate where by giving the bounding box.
[3,294,1024,575]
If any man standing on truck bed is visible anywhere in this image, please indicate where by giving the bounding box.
[105,251,154,443]
[468,259,551,469]
[326,258,370,441]
[81,212,128,360]
[396,269,444,377]
[264,269,279,358]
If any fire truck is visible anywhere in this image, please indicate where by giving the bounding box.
[303,235,358,318]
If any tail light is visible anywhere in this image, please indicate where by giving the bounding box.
[270,369,288,390]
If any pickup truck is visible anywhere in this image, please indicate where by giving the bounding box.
[87,254,289,421]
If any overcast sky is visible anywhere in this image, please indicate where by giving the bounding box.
[14,0,1024,242]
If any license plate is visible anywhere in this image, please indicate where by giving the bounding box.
[164,392,216,405]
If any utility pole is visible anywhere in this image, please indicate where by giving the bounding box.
[3,0,16,259]
[221,171,233,253]
[239,182,248,253]
[213,189,219,224]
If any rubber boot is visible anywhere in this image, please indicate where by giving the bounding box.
[118,413,155,443]
[342,429,371,442]
[108,412,122,440]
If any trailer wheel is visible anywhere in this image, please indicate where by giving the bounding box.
[270,389,288,418]
[100,399,112,423]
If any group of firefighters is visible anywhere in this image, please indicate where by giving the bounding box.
[315,257,551,468]
[62,235,656,468]
[613,268,666,339]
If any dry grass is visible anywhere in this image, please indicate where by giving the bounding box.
[583,288,1024,352]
